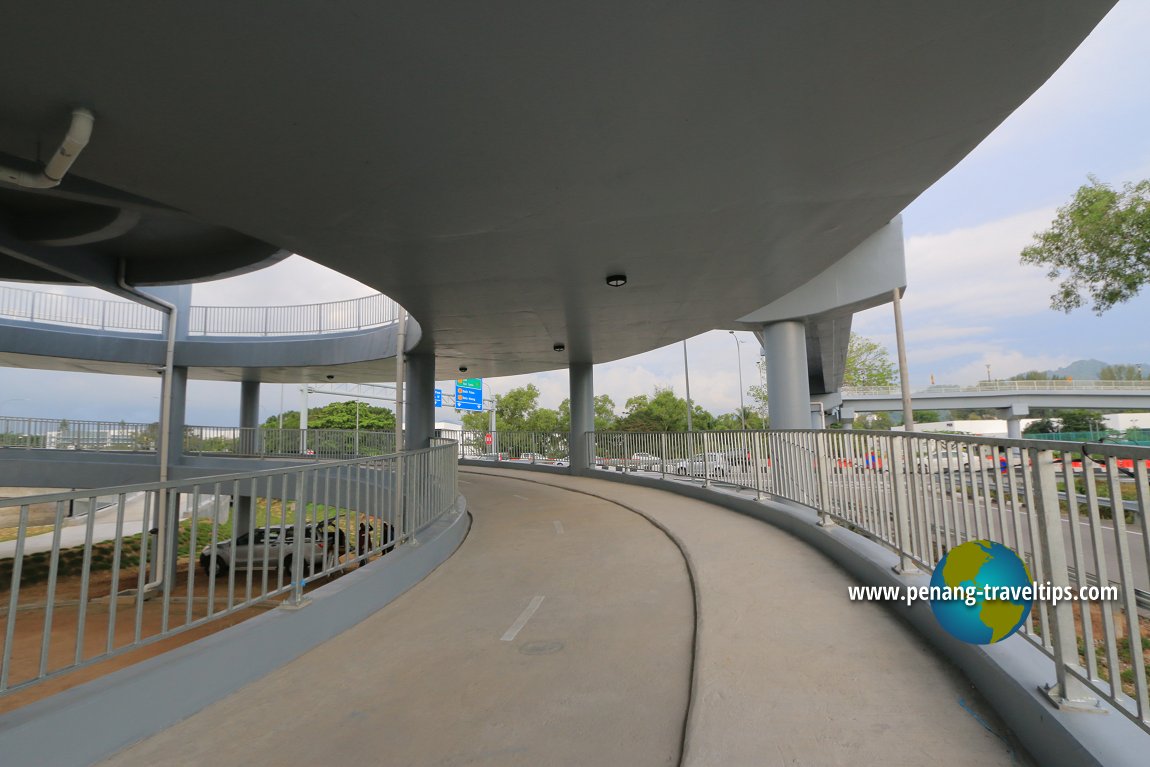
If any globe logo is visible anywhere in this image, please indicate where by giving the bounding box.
[930,540,1033,644]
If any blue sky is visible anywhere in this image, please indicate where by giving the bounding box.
[2,1,1149,426]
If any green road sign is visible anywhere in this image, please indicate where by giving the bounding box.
[456,378,482,389]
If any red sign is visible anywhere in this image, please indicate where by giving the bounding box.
[485,433,493,445]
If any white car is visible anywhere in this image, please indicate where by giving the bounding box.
[517,452,546,462]
[914,449,972,474]
[630,452,660,469]
[673,452,729,477]
[199,522,343,578]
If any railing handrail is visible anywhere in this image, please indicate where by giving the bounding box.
[843,379,1150,395]
[0,284,400,338]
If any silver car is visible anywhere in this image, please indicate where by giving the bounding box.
[673,452,729,477]
[199,523,342,578]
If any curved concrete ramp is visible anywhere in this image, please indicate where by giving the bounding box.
[100,472,694,767]
[100,469,1025,766]
[466,469,1027,766]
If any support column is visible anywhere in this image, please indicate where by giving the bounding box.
[1004,403,1029,440]
[405,353,436,450]
[761,321,811,430]
[236,380,260,533]
[569,362,594,473]
[164,366,188,470]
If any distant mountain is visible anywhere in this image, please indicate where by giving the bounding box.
[1049,360,1150,379]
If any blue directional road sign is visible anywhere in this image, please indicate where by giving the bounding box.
[455,384,484,411]
[434,388,442,408]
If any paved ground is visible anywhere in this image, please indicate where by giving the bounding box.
[100,471,694,767]
[100,469,1028,766]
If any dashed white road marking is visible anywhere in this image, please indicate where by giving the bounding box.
[553,520,565,534]
[501,595,545,642]
[513,494,530,501]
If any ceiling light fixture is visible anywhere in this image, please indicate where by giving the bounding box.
[553,343,566,352]
[605,274,627,287]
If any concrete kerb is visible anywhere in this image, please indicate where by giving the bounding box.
[486,466,1149,767]
[0,496,470,767]
[459,467,701,766]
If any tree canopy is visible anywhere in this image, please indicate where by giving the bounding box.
[1100,364,1144,381]
[1021,176,1150,315]
[1008,370,1067,381]
[844,333,896,388]
[263,400,395,431]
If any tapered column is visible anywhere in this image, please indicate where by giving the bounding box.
[762,321,811,430]
[569,362,594,473]
[405,353,436,449]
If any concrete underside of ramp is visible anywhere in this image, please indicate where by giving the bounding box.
[99,470,1028,766]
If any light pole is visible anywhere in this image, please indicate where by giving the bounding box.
[682,340,693,432]
[986,364,992,383]
[728,332,746,430]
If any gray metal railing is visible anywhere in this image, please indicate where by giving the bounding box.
[0,440,458,696]
[577,428,1150,732]
[0,284,399,338]
[454,430,570,464]
[844,380,1150,396]
[0,416,398,460]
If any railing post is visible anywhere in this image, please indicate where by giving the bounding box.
[290,469,308,606]
[815,432,834,526]
[1033,447,1098,710]
[890,435,916,573]
[660,432,667,480]
[752,429,763,501]
[702,431,711,487]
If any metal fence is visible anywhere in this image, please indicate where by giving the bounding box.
[0,440,458,696]
[0,284,400,338]
[454,430,570,464]
[844,380,1150,396]
[580,428,1150,732]
[0,285,162,333]
[0,417,398,460]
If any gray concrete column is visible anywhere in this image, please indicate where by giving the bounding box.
[1007,418,1023,440]
[237,380,261,531]
[762,321,811,430]
[405,353,436,450]
[569,362,594,473]
[165,366,188,469]
[1003,403,1029,440]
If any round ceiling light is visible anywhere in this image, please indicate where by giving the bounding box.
[605,274,627,287]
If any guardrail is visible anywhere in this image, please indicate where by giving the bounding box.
[0,284,400,337]
[0,440,458,696]
[577,428,1150,732]
[452,430,570,464]
[0,416,397,460]
[843,380,1150,396]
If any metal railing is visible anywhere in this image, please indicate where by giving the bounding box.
[453,430,570,464]
[0,417,398,460]
[844,380,1150,396]
[0,440,458,696]
[0,284,400,338]
[577,428,1150,732]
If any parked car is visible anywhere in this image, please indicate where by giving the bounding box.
[517,452,546,463]
[630,452,661,470]
[199,520,344,577]
[914,449,971,474]
[673,452,729,477]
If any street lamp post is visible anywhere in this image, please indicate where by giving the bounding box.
[728,332,746,430]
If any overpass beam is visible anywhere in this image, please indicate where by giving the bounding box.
[405,353,436,450]
[762,321,811,430]
[569,362,594,473]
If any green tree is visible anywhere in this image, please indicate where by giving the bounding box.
[262,401,395,431]
[617,387,715,432]
[1100,364,1144,381]
[557,394,617,431]
[1057,409,1105,433]
[844,333,896,388]
[1021,176,1150,315]
[854,412,892,430]
[747,383,769,420]
[1009,370,1067,381]
[1023,418,1058,435]
[914,410,941,423]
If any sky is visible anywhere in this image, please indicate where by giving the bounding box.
[2,1,1149,427]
